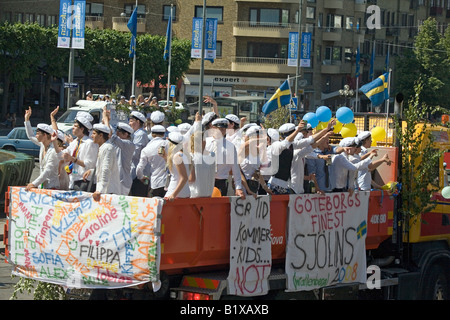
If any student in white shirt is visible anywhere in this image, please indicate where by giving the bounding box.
[164,131,191,200]
[83,124,120,201]
[103,108,135,196]
[61,111,98,191]
[205,118,245,199]
[129,111,150,197]
[23,107,60,190]
[137,125,168,198]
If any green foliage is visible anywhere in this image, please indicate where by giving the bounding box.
[262,106,290,129]
[396,18,450,108]
[11,276,66,300]
[395,80,443,226]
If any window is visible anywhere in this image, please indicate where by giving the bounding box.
[124,4,146,18]
[306,7,315,19]
[195,6,223,22]
[163,5,176,21]
[87,3,104,16]
[324,46,342,63]
[247,42,287,58]
[318,13,323,28]
[326,14,342,30]
[346,16,354,29]
[15,13,23,23]
[216,41,222,58]
[344,47,353,61]
[305,23,315,35]
[24,13,34,23]
[47,15,57,26]
[250,8,288,26]
[36,14,45,26]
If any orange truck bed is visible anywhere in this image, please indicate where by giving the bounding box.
[159,192,394,275]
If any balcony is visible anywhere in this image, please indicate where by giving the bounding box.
[112,17,146,33]
[235,0,299,2]
[321,60,351,74]
[324,0,344,9]
[231,57,295,74]
[322,28,342,42]
[233,21,297,38]
[85,16,104,30]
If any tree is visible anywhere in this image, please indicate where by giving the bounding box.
[396,18,450,109]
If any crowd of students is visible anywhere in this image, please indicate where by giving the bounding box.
[24,95,391,201]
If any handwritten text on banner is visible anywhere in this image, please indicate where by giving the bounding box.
[286,192,370,291]
[8,187,163,289]
[227,196,271,297]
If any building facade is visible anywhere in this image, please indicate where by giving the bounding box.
[1,0,449,116]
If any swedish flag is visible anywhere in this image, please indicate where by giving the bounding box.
[262,80,291,115]
[163,10,172,61]
[359,72,389,107]
[357,220,367,239]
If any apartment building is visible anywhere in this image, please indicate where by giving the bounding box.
[1,0,448,115]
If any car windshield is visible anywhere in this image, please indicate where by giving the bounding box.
[57,110,79,124]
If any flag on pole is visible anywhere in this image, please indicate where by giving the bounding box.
[369,43,375,81]
[262,80,291,115]
[127,7,138,58]
[359,73,389,107]
[384,44,390,73]
[163,9,172,61]
[355,46,360,78]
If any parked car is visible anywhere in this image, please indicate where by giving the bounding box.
[0,127,40,157]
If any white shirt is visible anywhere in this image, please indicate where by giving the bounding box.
[189,151,216,198]
[289,136,315,194]
[63,135,98,189]
[136,137,168,189]
[109,134,135,194]
[165,151,190,198]
[95,142,121,195]
[357,146,372,190]
[131,127,149,180]
[205,136,243,190]
[330,153,372,190]
[24,121,60,189]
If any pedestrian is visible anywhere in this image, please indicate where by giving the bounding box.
[86,91,93,101]
[61,111,99,191]
[151,110,165,127]
[164,131,191,200]
[136,125,168,198]
[83,123,120,201]
[205,118,245,198]
[189,114,216,198]
[23,107,60,191]
[238,126,272,197]
[128,110,150,197]
[329,137,375,196]
[225,114,242,149]
[103,108,135,196]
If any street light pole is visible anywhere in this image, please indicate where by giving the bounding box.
[198,0,207,115]
[294,0,303,106]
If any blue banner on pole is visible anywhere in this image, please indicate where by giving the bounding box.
[300,32,311,67]
[288,32,298,67]
[191,18,217,63]
[57,0,72,48]
[71,0,85,49]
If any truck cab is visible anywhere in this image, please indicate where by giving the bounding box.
[56,100,107,134]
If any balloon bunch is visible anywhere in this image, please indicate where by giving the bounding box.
[302,106,387,146]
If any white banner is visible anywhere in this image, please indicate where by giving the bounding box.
[286,192,369,291]
[8,187,163,289]
[227,196,271,296]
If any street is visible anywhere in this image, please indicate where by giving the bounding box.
[0,159,39,300]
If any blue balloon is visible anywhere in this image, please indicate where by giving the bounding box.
[316,106,332,123]
[303,112,319,128]
[336,106,354,124]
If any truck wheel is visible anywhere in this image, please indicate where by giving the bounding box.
[423,264,449,300]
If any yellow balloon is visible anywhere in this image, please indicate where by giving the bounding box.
[333,119,343,134]
[341,123,357,138]
[317,121,328,131]
[371,139,377,146]
[371,126,386,141]
[212,187,222,197]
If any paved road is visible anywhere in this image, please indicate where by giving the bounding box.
[0,160,39,300]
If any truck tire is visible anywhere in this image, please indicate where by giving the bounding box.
[422,264,449,300]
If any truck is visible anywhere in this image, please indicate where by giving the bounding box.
[3,113,450,300]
